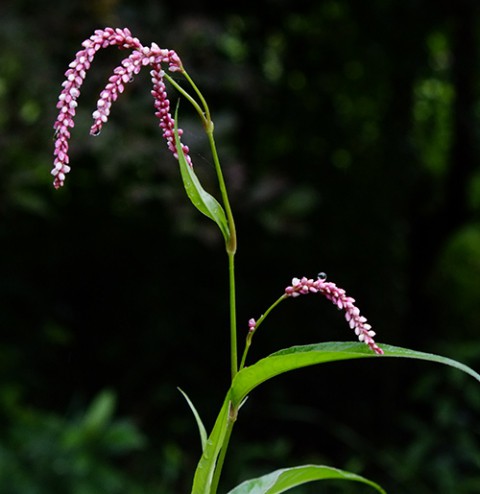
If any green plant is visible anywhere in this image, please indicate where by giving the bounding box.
[0,390,146,494]
[50,27,480,493]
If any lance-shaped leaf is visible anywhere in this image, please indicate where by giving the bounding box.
[173,107,230,242]
[231,342,480,407]
[226,464,386,494]
[190,393,231,494]
[178,387,207,451]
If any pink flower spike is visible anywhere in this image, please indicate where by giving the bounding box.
[51,28,144,188]
[284,275,384,355]
[90,49,146,136]
[150,64,193,166]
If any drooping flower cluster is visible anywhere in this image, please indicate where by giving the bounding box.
[284,276,384,354]
[150,63,192,166]
[52,27,189,189]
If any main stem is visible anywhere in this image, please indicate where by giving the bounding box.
[205,124,238,380]
[228,252,237,379]
[203,86,238,491]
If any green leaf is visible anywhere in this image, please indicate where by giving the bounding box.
[231,342,480,407]
[190,394,231,494]
[178,387,207,451]
[82,389,115,432]
[226,464,386,494]
[173,106,230,242]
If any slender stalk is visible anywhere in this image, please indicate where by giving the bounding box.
[198,91,238,378]
[203,121,237,253]
[239,294,287,371]
[228,252,238,379]
[182,70,212,126]
[164,73,208,127]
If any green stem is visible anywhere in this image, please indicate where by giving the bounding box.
[206,128,237,254]
[182,70,212,126]
[228,252,237,379]
[196,85,238,378]
[164,73,208,127]
[239,294,288,371]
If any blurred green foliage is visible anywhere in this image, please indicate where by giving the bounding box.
[2,0,480,492]
[0,390,147,493]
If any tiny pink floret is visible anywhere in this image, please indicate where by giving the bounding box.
[285,276,384,354]
[52,27,189,188]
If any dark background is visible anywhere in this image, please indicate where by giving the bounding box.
[2,0,480,492]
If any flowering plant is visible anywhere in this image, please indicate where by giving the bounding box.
[51,28,480,494]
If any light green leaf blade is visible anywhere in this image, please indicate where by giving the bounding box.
[226,464,386,494]
[178,387,207,451]
[82,389,115,432]
[190,394,231,494]
[173,107,230,242]
[231,342,480,407]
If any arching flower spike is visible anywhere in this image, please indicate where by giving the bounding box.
[284,275,384,355]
